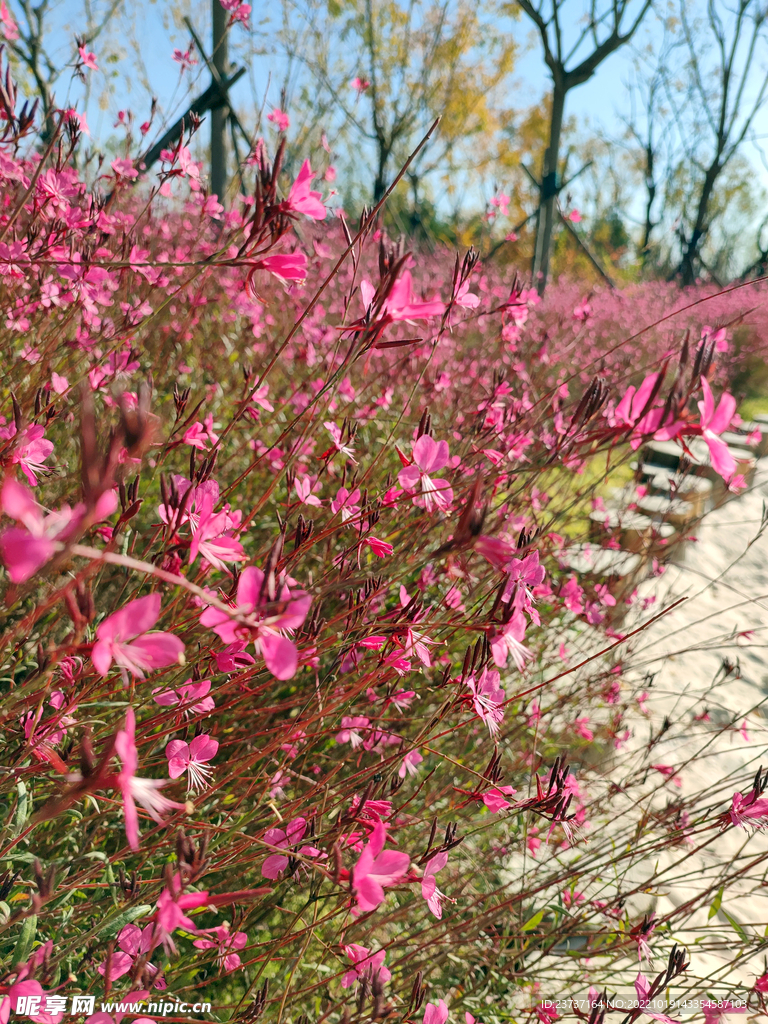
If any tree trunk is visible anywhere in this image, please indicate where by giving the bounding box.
[680,164,719,286]
[532,82,566,295]
[210,0,228,204]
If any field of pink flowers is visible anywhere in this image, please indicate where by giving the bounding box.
[2,76,768,1024]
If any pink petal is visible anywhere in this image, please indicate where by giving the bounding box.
[189,734,218,761]
[91,639,113,677]
[0,529,55,582]
[97,593,160,643]
[127,632,185,670]
[413,435,449,473]
[261,633,298,680]
[166,740,189,761]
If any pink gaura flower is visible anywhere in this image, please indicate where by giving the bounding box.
[361,270,444,323]
[115,709,186,851]
[78,45,98,70]
[267,107,290,131]
[336,716,370,748]
[651,764,682,788]
[294,475,322,506]
[188,491,245,571]
[534,1003,560,1024]
[0,980,65,1024]
[92,593,185,680]
[323,421,357,462]
[341,944,391,988]
[111,157,138,179]
[633,973,680,1024]
[697,376,737,480]
[489,609,532,670]
[729,789,768,830]
[0,478,108,582]
[398,435,453,513]
[84,992,151,1024]
[153,678,215,716]
[352,820,410,912]
[366,536,393,557]
[351,76,370,91]
[399,749,423,778]
[0,422,54,484]
[98,923,165,988]
[284,160,326,220]
[154,872,209,953]
[250,252,308,283]
[423,1000,449,1024]
[199,565,311,680]
[166,733,219,793]
[261,817,321,878]
[701,1001,745,1023]
[183,420,218,451]
[193,923,248,972]
[466,667,505,738]
[481,785,517,813]
[421,851,453,918]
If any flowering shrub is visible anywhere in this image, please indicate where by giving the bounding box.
[0,63,768,1024]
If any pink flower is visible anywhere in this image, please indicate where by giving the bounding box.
[351,77,370,91]
[481,785,517,812]
[489,609,532,670]
[697,376,737,480]
[1,981,65,1024]
[366,536,393,557]
[422,851,451,918]
[366,269,444,323]
[454,280,480,309]
[0,479,117,582]
[399,749,423,777]
[166,733,219,793]
[78,45,98,70]
[567,209,582,222]
[193,923,248,972]
[0,0,19,41]
[115,709,186,851]
[613,373,682,450]
[189,491,245,571]
[294,475,322,506]
[729,789,768,830]
[98,923,165,988]
[92,594,185,680]
[154,872,209,953]
[466,667,505,737]
[423,1000,449,1024]
[172,47,197,70]
[574,717,594,741]
[323,420,357,462]
[399,435,453,513]
[341,944,391,988]
[651,764,682,788]
[490,192,510,217]
[250,252,308,282]
[111,158,138,179]
[267,107,290,131]
[199,565,311,679]
[535,1003,560,1024]
[261,817,320,878]
[153,679,215,717]
[754,973,768,992]
[633,973,680,1024]
[352,820,410,912]
[183,420,218,451]
[284,160,326,220]
[701,1002,745,1023]
[0,423,54,484]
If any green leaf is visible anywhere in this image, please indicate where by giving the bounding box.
[708,886,724,920]
[97,904,152,940]
[722,910,748,943]
[13,782,28,836]
[522,909,545,932]
[12,914,36,967]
